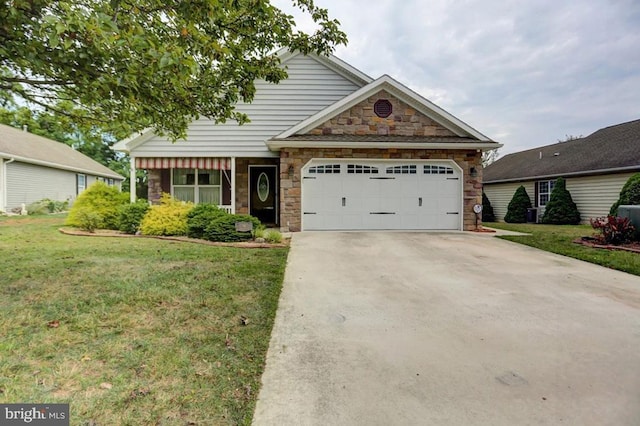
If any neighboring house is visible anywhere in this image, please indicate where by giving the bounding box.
[114,50,501,231]
[0,124,124,212]
[484,119,640,223]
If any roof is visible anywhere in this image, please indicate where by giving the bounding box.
[113,50,373,153]
[274,74,498,143]
[0,124,124,179]
[484,119,640,183]
[266,134,500,151]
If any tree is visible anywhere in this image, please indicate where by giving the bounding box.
[610,173,640,215]
[504,185,531,223]
[0,1,347,140]
[541,177,580,224]
[482,149,499,167]
[482,192,495,222]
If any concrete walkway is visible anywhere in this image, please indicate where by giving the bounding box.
[253,232,640,425]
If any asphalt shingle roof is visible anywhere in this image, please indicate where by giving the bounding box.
[0,124,123,179]
[484,119,640,183]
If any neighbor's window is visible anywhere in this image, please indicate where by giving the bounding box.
[76,174,86,195]
[538,180,556,206]
[172,168,221,204]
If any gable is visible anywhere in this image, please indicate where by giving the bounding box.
[306,89,458,138]
[115,52,370,157]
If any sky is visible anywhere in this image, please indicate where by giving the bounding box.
[272,0,640,155]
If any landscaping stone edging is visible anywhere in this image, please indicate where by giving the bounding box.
[58,228,289,248]
[572,238,640,254]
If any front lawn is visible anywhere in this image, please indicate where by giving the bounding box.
[486,222,640,276]
[0,216,288,425]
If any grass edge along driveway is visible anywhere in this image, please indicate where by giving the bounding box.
[0,216,289,425]
[487,222,640,277]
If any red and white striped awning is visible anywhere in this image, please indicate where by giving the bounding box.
[135,157,231,170]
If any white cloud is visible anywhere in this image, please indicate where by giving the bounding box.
[272,0,640,154]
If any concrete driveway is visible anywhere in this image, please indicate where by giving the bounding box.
[253,232,640,425]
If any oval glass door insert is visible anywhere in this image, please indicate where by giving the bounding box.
[257,172,269,202]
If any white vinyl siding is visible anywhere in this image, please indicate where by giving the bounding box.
[484,172,635,224]
[565,173,635,222]
[483,182,535,222]
[131,54,362,158]
[6,161,77,209]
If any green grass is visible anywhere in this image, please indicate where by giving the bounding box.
[486,222,640,276]
[0,216,289,425]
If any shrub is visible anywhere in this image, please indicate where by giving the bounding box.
[139,194,193,236]
[66,182,128,229]
[482,192,495,222]
[118,200,150,234]
[74,208,102,233]
[610,173,640,215]
[264,229,283,244]
[186,203,228,239]
[203,214,262,242]
[504,185,532,223]
[27,198,69,215]
[541,177,580,224]
[591,215,636,245]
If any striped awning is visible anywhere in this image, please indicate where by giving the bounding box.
[135,157,231,170]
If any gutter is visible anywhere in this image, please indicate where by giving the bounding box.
[266,140,503,151]
[0,151,124,180]
[484,164,640,184]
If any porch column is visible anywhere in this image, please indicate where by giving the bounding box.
[230,157,236,214]
[129,156,137,203]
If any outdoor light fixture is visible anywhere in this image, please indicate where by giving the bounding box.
[287,164,294,178]
[470,167,478,177]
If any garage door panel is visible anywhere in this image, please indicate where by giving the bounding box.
[302,160,462,231]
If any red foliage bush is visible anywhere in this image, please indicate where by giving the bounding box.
[590,215,636,245]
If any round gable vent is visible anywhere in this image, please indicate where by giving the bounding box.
[374,99,393,118]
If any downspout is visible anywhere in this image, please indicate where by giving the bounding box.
[129,156,137,203]
[2,157,15,212]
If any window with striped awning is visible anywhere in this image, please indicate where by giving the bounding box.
[135,157,231,170]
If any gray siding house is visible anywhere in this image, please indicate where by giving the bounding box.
[0,124,124,212]
[115,50,501,232]
[484,119,640,223]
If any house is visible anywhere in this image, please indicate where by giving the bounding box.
[0,124,124,213]
[114,50,501,231]
[483,119,640,223]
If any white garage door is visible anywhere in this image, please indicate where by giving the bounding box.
[302,160,462,230]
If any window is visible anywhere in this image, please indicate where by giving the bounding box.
[172,168,221,204]
[96,177,106,183]
[347,164,379,174]
[424,165,454,174]
[386,165,416,174]
[108,178,115,186]
[76,174,86,195]
[538,180,556,206]
[308,164,341,174]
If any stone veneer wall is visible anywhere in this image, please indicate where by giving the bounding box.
[279,148,483,232]
[309,90,458,137]
[147,169,164,204]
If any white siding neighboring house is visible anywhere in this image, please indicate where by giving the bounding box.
[484,119,640,223]
[0,124,124,213]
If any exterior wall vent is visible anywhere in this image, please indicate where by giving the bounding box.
[374,99,393,118]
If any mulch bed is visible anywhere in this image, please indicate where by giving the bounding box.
[59,227,289,248]
[573,237,640,254]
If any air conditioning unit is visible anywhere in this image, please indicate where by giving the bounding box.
[618,205,640,229]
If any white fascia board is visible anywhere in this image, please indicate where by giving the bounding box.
[276,75,492,141]
[266,140,503,151]
[112,128,155,153]
[0,151,125,179]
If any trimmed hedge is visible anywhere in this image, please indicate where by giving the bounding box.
[118,200,150,234]
[203,214,262,242]
[504,185,532,223]
[482,192,495,222]
[140,194,193,236]
[541,177,580,224]
[66,182,129,229]
[186,203,228,239]
[610,173,640,215]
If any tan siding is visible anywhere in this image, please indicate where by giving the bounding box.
[483,182,535,222]
[566,173,634,222]
[6,161,77,209]
[132,54,362,158]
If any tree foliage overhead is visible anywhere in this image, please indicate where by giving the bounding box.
[0,0,347,140]
[541,177,580,225]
